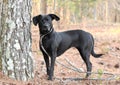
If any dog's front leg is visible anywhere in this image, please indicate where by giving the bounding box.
[48,51,57,80]
[40,46,50,76]
[43,53,50,76]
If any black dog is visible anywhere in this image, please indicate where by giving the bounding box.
[33,14,103,80]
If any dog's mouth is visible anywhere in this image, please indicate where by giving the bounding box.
[40,25,52,34]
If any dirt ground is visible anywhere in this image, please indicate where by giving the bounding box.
[0,25,120,85]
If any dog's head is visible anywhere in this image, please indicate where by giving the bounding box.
[33,14,60,34]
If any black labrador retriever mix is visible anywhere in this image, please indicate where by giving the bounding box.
[33,14,103,80]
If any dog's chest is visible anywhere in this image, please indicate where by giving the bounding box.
[40,36,52,55]
[41,42,50,50]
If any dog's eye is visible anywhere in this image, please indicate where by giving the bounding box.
[41,18,49,23]
[41,19,46,23]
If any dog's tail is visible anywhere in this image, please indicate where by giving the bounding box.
[91,49,103,58]
[91,35,103,58]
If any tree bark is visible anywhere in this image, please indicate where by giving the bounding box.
[0,0,3,70]
[0,0,34,81]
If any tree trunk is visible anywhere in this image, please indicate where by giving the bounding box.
[0,0,34,81]
[0,0,3,70]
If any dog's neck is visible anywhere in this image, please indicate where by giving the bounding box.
[40,28,53,37]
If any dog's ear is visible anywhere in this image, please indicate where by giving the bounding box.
[33,15,42,26]
[48,14,60,21]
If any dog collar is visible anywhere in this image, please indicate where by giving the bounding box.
[40,28,53,37]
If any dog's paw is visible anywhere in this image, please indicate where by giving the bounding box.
[48,77,53,80]
[48,76,55,81]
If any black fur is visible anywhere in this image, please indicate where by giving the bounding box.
[33,14,103,80]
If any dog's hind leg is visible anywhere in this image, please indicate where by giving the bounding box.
[77,48,92,78]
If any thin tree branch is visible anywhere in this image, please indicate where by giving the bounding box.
[65,58,84,72]
[56,59,120,81]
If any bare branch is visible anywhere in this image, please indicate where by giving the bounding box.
[65,58,84,72]
[56,59,120,81]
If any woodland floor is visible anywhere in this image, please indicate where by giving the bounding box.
[0,24,120,85]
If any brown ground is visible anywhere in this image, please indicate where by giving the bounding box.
[0,25,120,85]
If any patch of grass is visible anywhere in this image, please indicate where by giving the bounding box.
[108,27,120,35]
[97,69,104,78]
[36,51,42,56]
[97,69,104,85]
[116,76,120,81]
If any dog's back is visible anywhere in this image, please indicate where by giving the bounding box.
[56,30,92,56]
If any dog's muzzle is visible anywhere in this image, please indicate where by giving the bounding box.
[40,25,52,35]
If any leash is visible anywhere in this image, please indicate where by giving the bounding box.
[40,29,53,57]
